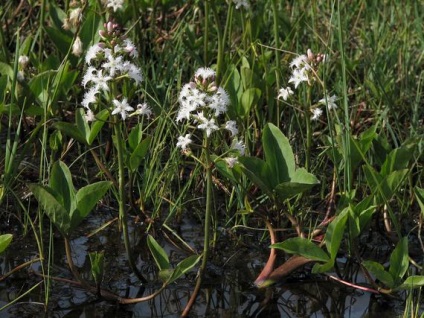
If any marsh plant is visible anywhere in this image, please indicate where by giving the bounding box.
[0,0,423,317]
[174,67,245,315]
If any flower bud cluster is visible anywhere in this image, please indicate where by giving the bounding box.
[176,68,244,167]
[81,21,150,121]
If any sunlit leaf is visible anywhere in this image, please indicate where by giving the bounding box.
[167,255,201,285]
[49,161,76,214]
[147,235,170,272]
[0,234,13,254]
[73,181,112,231]
[362,260,394,288]
[396,276,424,290]
[29,184,71,236]
[129,136,151,172]
[272,237,329,262]
[389,236,409,285]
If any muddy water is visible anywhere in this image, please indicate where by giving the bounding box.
[0,210,411,317]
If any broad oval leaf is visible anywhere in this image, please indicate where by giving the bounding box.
[238,156,273,198]
[53,121,87,145]
[0,234,13,254]
[167,255,201,285]
[147,235,170,273]
[262,123,295,186]
[88,109,110,145]
[29,184,71,236]
[396,276,424,290]
[325,207,348,260]
[73,181,112,232]
[240,88,261,118]
[50,161,76,214]
[389,236,409,285]
[362,260,394,288]
[129,136,152,172]
[272,237,330,262]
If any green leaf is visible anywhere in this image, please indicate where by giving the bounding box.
[44,26,72,56]
[325,207,348,260]
[312,259,337,274]
[73,181,112,231]
[262,123,295,186]
[0,234,13,254]
[128,123,143,151]
[129,136,151,172]
[238,156,273,197]
[147,235,170,272]
[53,121,88,144]
[89,251,105,284]
[49,161,76,214]
[362,260,394,288]
[381,143,416,176]
[240,88,261,117]
[29,184,71,236]
[396,276,424,290]
[415,187,424,216]
[167,255,201,285]
[88,109,110,145]
[76,108,91,144]
[389,237,409,285]
[272,237,330,262]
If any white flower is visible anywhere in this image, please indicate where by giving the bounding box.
[123,39,138,58]
[85,109,95,122]
[195,67,216,81]
[82,66,97,87]
[102,53,124,77]
[81,87,98,108]
[132,103,152,118]
[208,87,230,116]
[106,0,124,11]
[233,0,250,10]
[311,108,323,121]
[112,98,134,120]
[319,94,338,110]
[176,134,192,150]
[196,112,219,137]
[232,139,245,155]
[121,61,143,85]
[290,54,308,69]
[85,44,103,65]
[92,70,112,92]
[288,68,309,89]
[225,120,238,137]
[72,36,83,57]
[277,87,294,101]
[177,83,207,121]
[224,157,238,168]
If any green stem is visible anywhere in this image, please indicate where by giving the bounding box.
[114,121,147,283]
[305,88,312,171]
[181,136,213,317]
[271,0,281,126]
[204,0,210,65]
[211,1,223,84]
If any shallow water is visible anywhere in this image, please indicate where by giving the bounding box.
[0,210,416,317]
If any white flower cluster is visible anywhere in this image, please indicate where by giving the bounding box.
[277,49,336,121]
[233,0,250,10]
[176,67,244,167]
[81,21,151,121]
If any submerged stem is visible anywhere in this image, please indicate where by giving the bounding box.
[114,122,147,283]
[181,136,213,317]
